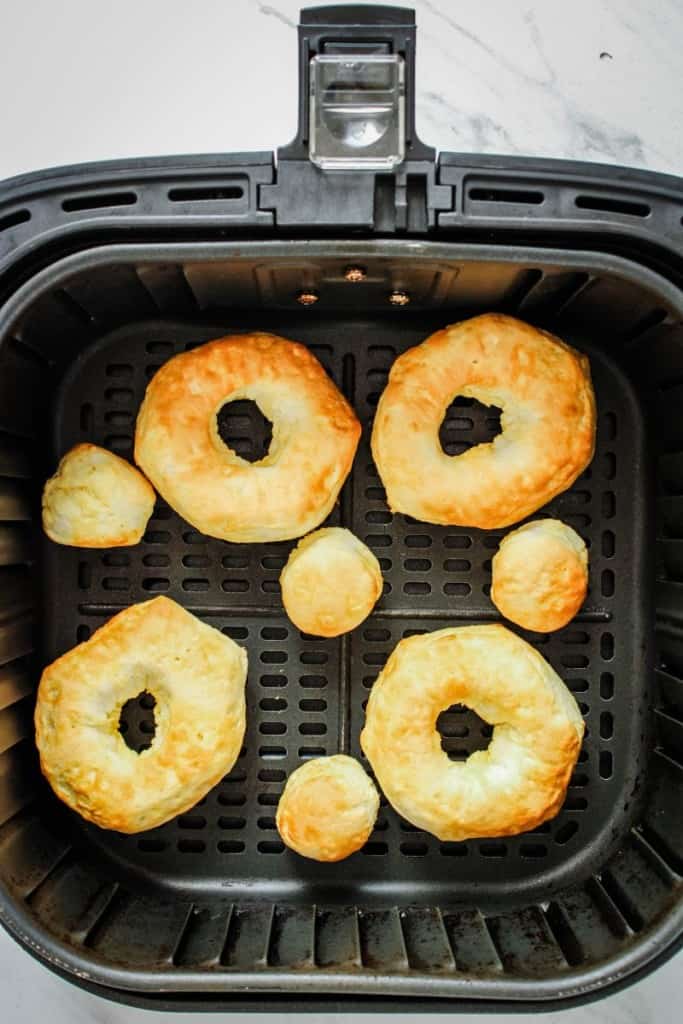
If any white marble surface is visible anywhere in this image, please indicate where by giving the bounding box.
[0,0,681,180]
[1,0,682,1021]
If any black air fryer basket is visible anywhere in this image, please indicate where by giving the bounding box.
[1,5,683,1013]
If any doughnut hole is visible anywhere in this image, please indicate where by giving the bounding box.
[437,703,492,761]
[118,689,157,754]
[216,399,273,464]
[439,396,502,456]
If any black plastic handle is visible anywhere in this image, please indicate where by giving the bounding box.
[279,4,433,162]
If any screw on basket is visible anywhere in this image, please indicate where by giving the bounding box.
[344,266,367,283]
[296,289,320,306]
[388,289,411,306]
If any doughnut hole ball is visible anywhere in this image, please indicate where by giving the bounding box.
[276,755,380,861]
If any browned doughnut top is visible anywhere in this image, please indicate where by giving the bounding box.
[371,314,595,529]
[135,333,361,542]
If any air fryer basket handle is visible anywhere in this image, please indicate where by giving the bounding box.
[261,5,450,227]
[279,4,434,163]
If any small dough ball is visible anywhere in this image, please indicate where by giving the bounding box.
[280,527,382,637]
[276,755,379,861]
[42,444,156,548]
[491,519,588,632]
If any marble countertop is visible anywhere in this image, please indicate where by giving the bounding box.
[1,0,681,1021]
[0,0,681,180]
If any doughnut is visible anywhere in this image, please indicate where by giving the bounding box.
[280,527,383,637]
[34,597,248,833]
[135,333,361,543]
[360,624,584,841]
[492,519,589,632]
[371,314,595,529]
[42,443,155,547]
[276,755,379,861]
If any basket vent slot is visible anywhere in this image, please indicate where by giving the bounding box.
[62,192,137,212]
[575,194,650,218]
[469,187,544,205]
[168,186,244,202]
[0,209,31,233]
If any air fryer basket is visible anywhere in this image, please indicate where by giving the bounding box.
[1,4,683,1013]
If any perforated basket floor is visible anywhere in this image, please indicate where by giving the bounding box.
[43,314,648,907]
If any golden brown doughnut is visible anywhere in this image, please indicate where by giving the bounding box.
[360,624,584,841]
[280,527,383,637]
[276,755,379,861]
[135,333,361,543]
[371,314,595,529]
[42,443,155,547]
[491,519,589,632]
[34,597,247,833]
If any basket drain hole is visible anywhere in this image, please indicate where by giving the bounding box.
[217,399,272,463]
[118,690,157,753]
[439,396,502,457]
[437,704,492,761]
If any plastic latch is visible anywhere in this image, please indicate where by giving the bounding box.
[309,53,405,170]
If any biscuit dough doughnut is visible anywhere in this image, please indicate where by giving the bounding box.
[361,624,584,841]
[371,314,595,529]
[276,755,379,861]
[492,519,589,632]
[280,527,383,637]
[135,333,361,543]
[35,597,248,833]
[42,444,155,547]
